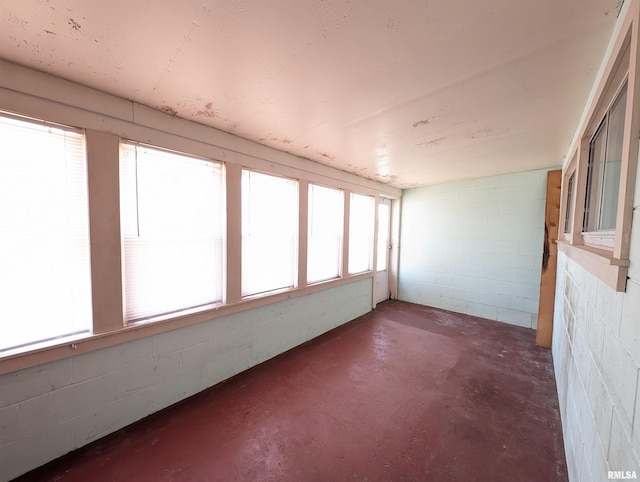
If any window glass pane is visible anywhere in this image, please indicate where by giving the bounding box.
[377,201,390,272]
[584,121,606,231]
[348,193,375,274]
[242,170,298,297]
[599,87,627,230]
[0,114,92,351]
[120,143,223,322]
[308,184,343,284]
[564,172,575,234]
[584,83,627,233]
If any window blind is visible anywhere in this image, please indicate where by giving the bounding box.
[307,184,343,283]
[0,113,92,351]
[120,143,223,322]
[241,170,298,297]
[348,192,375,274]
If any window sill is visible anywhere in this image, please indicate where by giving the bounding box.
[582,230,616,248]
[557,240,629,291]
[0,272,374,375]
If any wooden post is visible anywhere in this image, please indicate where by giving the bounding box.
[536,170,562,348]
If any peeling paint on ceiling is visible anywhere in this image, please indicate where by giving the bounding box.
[0,0,621,188]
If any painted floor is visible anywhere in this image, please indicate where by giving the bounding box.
[16,300,567,481]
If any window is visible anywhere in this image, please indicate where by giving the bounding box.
[583,82,627,237]
[120,143,223,322]
[307,184,344,284]
[348,192,375,274]
[0,113,92,351]
[241,170,298,297]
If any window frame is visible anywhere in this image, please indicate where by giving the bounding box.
[306,182,345,285]
[558,12,639,292]
[0,111,93,353]
[240,168,300,298]
[581,80,628,248]
[347,191,376,275]
[119,141,225,323]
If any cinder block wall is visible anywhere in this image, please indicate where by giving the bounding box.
[553,174,640,481]
[398,169,550,329]
[0,278,372,481]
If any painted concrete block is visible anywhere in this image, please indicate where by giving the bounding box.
[586,361,615,448]
[608,410,640,475]
[0,405,19,446]
[118,353,165,394]
[0,358,72,407]
[596,279,624,337]
[585,306,606,365]
[73,387,154,446]
[454,263,483,278]
[465,302,498,321]
[151,322,212,358]
[482,265,515,281]
[151,367,207,412]
[591,436,611,482]
[619,280,640,365]
[572,329,593,386]
[18,373,118,436]
[632,382,640,458]
[496,307,532,328]
[515,268,541,285]
[1,420,74,482]
[439,297,467,314]
[179,340,215,373]
[72,338,151,383]
[601,329,639,427]
[629,214,640,280]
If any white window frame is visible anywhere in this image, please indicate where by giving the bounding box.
[120,141,225,323]
[241,169,299,298]
[558,13,638,292]
[307,183,344,284]
[0,112,93,353]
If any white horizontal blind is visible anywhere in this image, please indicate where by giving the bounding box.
[0,113,92,351]
[120,143,223,322]
[307,184,343,283]
[241,170,298,297]
[348,192,375,274]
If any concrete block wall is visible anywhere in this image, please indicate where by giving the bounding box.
[398,168,550,329]
[0,278,372,481]
[553,171,640,481]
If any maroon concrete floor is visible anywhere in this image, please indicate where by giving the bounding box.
[15,300,567,482]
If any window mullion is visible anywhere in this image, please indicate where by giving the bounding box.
[342,190,351,277]
[86,129,124,334]
[298,180,309,289]
[225,163,242,304]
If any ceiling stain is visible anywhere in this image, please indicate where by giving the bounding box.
[412,119,430,127]
[318,152,335,161]
[157,105,178,117]
[467,128,492,139]
[194,101,217,118]
[418,136,447,146]
[386,17,399,30]
[260,136,293,145]
[377,174,399,184]
[68,18,81,31]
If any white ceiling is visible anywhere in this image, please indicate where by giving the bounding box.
[0,0,622,188]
